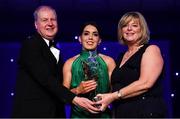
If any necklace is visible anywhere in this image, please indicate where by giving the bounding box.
[120,45,143,67]
[125,45,143,59]
[124,48,138,60]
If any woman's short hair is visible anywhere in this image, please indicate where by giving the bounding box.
[118,12,150,45]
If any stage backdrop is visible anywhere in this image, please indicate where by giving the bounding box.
[0,40,172,117]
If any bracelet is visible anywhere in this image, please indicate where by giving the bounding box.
[117,90,122,99]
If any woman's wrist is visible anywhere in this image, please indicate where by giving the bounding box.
[112,91,119,100]
[75,87,80,95]
[117,90,122,99]
[71,87,80,95]
[112,90,122,100]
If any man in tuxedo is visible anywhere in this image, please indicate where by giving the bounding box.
[12,5,100,117]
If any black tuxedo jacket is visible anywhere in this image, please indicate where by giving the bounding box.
[12,33,75,117]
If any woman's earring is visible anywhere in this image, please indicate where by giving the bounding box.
[98,39,102,45]
[78,37,82,44]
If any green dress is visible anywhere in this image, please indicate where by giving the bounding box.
[70,50,111,118]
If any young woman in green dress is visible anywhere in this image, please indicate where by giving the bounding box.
[63,22,116,118]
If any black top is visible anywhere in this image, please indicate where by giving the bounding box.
[111,44,167,118]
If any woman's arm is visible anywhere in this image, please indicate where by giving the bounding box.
[63,58,73,89]
[100,54,116,81]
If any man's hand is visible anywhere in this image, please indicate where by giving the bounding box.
[72,96,101,113]
[76,80,97,94]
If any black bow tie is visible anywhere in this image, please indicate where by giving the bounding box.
[49,40,56,48]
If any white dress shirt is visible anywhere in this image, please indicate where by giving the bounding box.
[43,38,60,63]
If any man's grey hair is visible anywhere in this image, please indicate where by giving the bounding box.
[33,5,57,21]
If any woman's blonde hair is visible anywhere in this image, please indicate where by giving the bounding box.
[118,12,150,45]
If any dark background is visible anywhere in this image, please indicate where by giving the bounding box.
[0,0,179,117]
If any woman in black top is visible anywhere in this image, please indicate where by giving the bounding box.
[95,12,167,118]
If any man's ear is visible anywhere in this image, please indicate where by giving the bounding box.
[78,36,82,44]
[34,21,38,29]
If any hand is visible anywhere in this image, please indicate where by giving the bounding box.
[72,96,101,113]
[76,80,97,94]
[95,92,117,112]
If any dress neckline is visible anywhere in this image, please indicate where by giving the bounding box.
[80,50,98,59]
[119,45,145,69]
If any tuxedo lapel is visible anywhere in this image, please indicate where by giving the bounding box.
[57,52,64,83]
[35,34,58,66]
